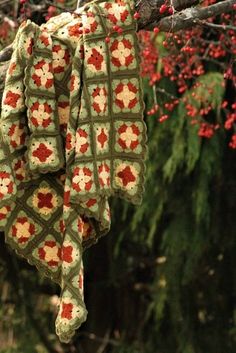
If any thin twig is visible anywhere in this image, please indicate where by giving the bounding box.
[97,330,111,353]
[196,20,236,31]
[156,87,179,100]
[77,331,120,347]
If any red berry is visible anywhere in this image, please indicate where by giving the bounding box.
[112,25,120,32]
[221,101,228,108]
[168,6,174,15]
[154,27,160,34]
[134,12,140,20]
[47,6,56,14]
[20,0,26,4]
[163,40,168,47]
[159,115,169,123]
[117,27,123,34]
[159,4,168,14]
[232,103,236,110]
[105,36,110,43]
[233,4,236,10]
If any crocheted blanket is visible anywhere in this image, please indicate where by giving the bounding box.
[0,0,147,343]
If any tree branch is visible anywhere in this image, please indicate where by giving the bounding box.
[196,20,236,31]
[145,0,236,31]
[0,45,13,62]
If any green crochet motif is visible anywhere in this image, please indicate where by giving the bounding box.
[0,0,147,343]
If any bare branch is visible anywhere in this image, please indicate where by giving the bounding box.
[77,331,120,346]
[146,0,236,32]
[77,0,90,7]
[196,20,236,31]
[29,4,48,12]
[0,45,13,62]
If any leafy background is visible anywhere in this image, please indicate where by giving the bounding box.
[0,0,235,352]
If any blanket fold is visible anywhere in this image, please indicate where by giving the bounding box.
[0,0,147,342]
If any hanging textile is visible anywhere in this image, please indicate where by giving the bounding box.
[0,0,147,342]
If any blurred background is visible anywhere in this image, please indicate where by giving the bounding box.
[0,0,236,352]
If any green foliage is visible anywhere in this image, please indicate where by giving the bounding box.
[110,71,235,353]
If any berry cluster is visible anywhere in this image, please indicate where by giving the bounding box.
[159,2,174,15]
[138,0,236,149]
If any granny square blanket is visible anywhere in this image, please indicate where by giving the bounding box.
[0,0,147,342]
